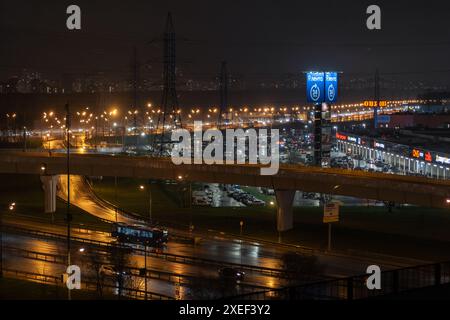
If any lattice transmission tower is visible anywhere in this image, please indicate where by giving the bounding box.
[153,12,182,155]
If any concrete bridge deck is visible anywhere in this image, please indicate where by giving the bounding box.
[1,151,449,209]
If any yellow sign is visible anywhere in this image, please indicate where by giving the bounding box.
[323,202,339,223]
[363,100,387,107]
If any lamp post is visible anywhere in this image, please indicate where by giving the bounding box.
[137,185,149,300]
[65,103,72,301]
[139,185,152,224]
[114,176,118,222]
[326,185,341,252]
[269,200,282,243]
[178,175,193,228]
[143,244,148,300]
[0,212,4,277]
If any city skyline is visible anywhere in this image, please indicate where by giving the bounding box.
[1,0,450,88]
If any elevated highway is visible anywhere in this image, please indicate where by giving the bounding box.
[1,151,449,231]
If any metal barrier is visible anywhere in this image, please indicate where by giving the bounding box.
[3,268,61,285]
[3,243,270,292]
[229,261,450,300]
[2,224,289,278]
[2,268,174,300]
[2,245,66,264]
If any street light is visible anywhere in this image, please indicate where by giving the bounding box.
[239,220,244,265]
[139,185,152,223]
[326,185,341,252]
[269,201,283,243]
[139,183,151,301]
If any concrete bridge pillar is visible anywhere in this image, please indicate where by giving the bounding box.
[275,189,296,232]
[40,175,58,213]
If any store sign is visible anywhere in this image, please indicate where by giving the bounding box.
[412,149,424,159]
[336,133,347,140]
[436,155,450,165]
[347,136,358,143]
[325,72,338,103]
[363,100,388,107]
[374,141,385,149]
[306,72,325,103]
[412,149,433,162]
[307,71,339,104]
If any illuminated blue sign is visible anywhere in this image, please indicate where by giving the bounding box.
[306,72,325,103]
[325,72,338,103]
[377,115,390,123]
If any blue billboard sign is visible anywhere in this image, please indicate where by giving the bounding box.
[377,115,390,123]
[306,72,325,103]
[325,72,338,103]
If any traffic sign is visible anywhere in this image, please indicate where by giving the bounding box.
[325,72,338,103]
[323,202,339,223]
[306,72,325,103]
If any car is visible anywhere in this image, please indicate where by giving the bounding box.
[218,267,245,281]
[253,199,266,206]
[193,197,210,206]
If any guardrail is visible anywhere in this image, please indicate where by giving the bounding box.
[3,211,111,232]
[2,243,271,292]
[3,245,66,264]
[1,224,290,278]
[3,268,61,285]
[2,267,173,300]
[228,261,450,300]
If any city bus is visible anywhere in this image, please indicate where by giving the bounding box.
[111,223,168,246]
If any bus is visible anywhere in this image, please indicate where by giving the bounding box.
[111,223,168,246]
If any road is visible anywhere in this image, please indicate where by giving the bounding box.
[1,215,424,299]
[57,174,138,224]
[0,172,431,299]
[57,174,420,274]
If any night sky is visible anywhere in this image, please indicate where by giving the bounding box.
[1,0,450,85]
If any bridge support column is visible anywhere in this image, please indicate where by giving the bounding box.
[40,175,58,213]
[275,189,296,232]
